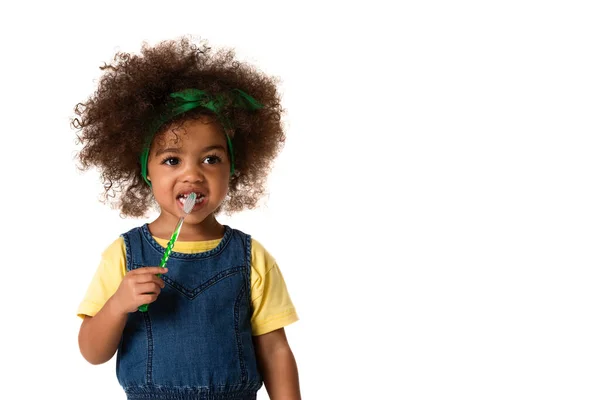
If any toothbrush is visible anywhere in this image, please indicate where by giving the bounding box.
[138,192,197,312]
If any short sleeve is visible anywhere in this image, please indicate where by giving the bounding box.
[250,239,299,336]
[76,237,127,319]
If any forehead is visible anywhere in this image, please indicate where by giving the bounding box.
[152,117,226,149]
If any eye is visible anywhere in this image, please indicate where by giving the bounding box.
[204,154,222,165]
[161,157,180,166]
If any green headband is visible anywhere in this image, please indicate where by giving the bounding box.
[140,88,263,186]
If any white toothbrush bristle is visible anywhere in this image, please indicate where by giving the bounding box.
[183,192,197,213]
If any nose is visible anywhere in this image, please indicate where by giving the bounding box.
[181,162,204,183]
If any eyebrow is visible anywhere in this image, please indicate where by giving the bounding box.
[154,145,227,157]
[155,147,182,157]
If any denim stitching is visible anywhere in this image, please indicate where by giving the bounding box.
[160,266,244,300]
[124,388,259,399]
[244,234,252,309]
[143,311,154,384]
[122,233,133,272]
[234,285,247,383]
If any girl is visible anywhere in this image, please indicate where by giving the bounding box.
[73,37,300,400]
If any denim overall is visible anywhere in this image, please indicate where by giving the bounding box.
[117,224,262,399]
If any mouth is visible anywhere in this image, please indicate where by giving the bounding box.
[176,191,206,207]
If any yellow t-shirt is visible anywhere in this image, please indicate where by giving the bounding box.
[77,236,298,336]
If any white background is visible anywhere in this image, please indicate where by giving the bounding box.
[0,0,599,398]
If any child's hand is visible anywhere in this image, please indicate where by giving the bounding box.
[111,267,168,314]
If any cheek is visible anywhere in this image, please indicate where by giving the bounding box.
[217,175,231,194]
[207,167,230,187]
[151,182,173,201]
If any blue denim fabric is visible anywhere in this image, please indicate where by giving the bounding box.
[117,224,262,399]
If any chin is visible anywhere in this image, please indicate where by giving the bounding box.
[186,210,215,224]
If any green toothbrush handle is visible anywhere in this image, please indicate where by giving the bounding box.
[138,235,177,312]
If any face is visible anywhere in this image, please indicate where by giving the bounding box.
[146,117,230,230]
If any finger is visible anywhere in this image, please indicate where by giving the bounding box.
[136,283,161,295]
[131,267,168,275]
[151,275,166,288]
[133,274,166,287]
[141,294,159,304]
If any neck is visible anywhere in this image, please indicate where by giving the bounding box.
[149,212,224,241]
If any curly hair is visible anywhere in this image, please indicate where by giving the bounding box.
[71,36,285,218]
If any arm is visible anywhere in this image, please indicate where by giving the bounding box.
[78,266,167,365]
[78,297,128,365]
[253,328,301,400]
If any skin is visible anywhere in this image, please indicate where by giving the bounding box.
[78,117,300,399]
[146,117,230,241]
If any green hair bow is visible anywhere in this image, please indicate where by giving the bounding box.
[140,88,263,186]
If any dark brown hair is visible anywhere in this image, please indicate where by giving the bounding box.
[71,36,285,217]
